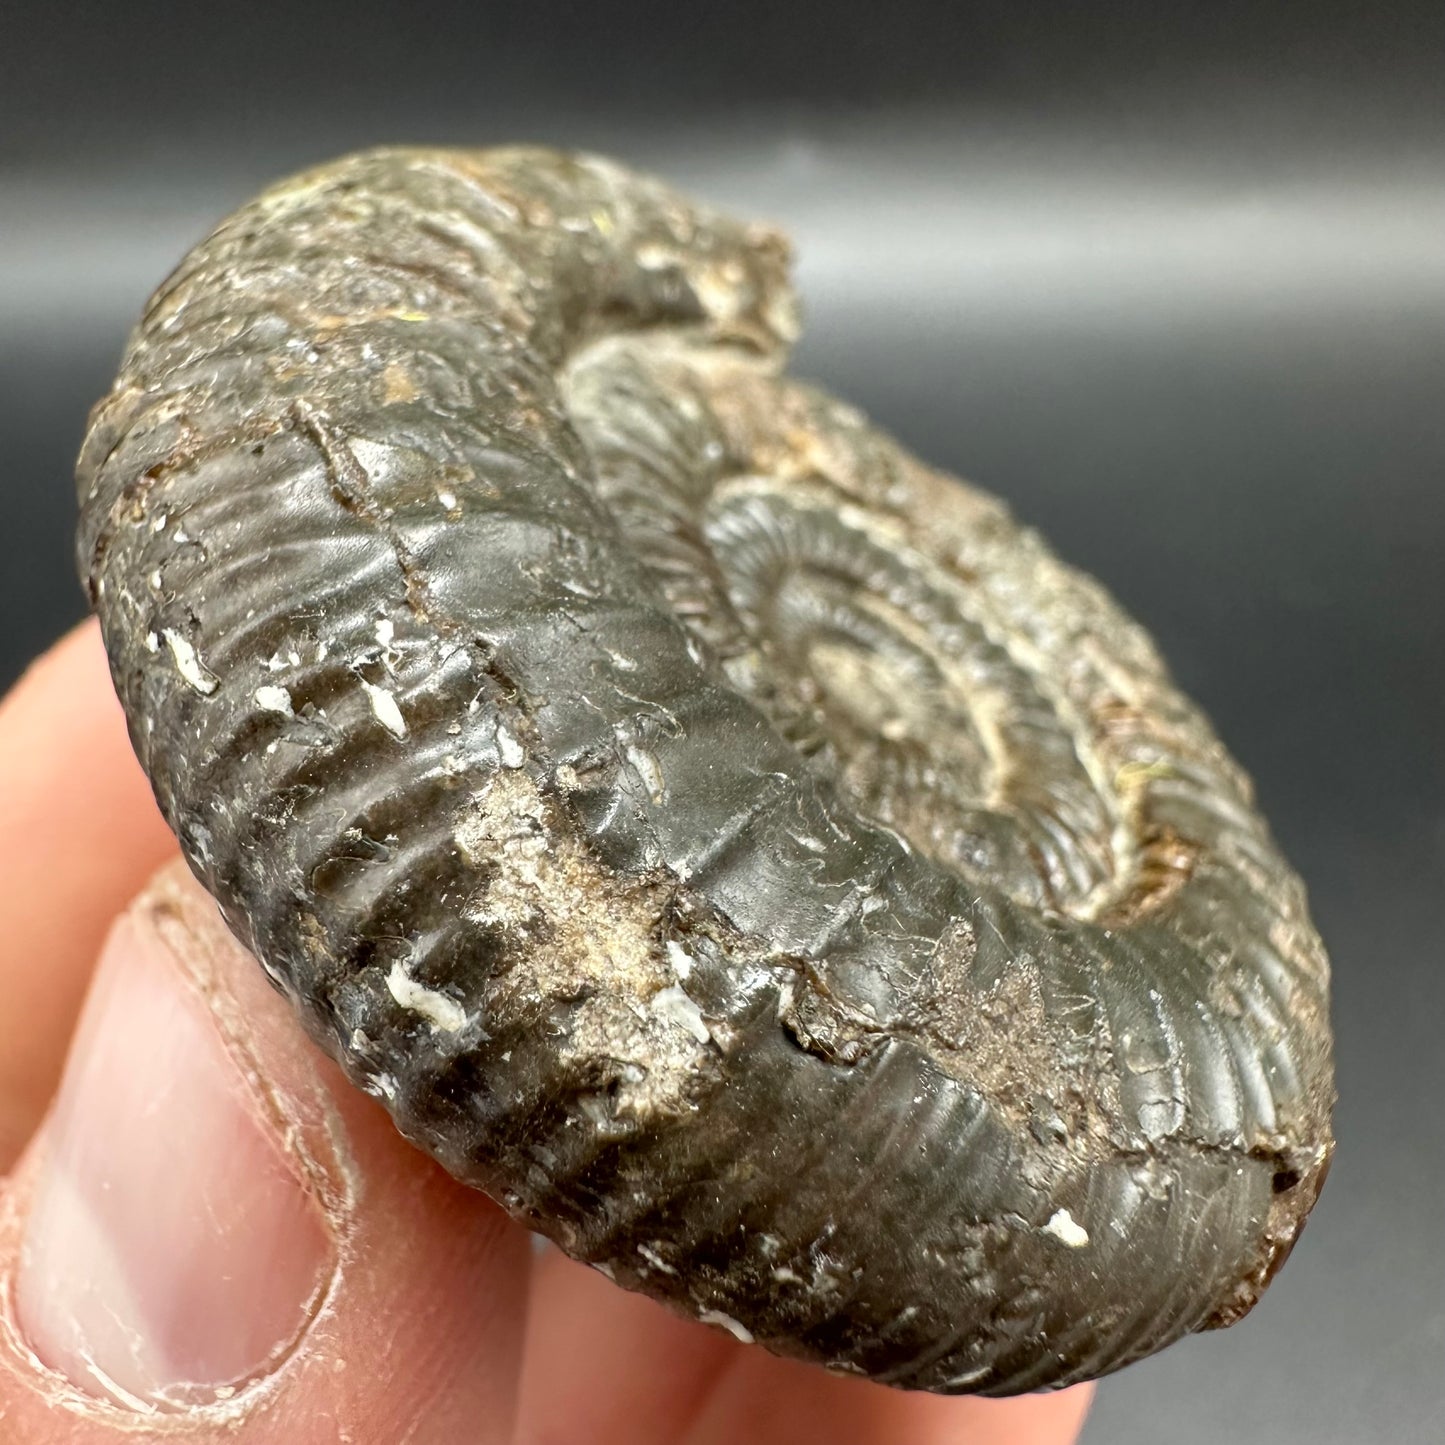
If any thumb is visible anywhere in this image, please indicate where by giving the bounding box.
[0,860,531,1444]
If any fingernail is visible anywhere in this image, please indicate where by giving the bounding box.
[15,908,333,1408]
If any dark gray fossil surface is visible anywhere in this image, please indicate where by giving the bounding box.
[76,147,1334,1394]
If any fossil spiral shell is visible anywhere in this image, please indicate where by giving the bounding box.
[77,148,1334,1394]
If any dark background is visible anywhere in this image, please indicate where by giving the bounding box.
[3,3,1442,1440]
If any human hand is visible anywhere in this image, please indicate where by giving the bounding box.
[0,622,1093,1445]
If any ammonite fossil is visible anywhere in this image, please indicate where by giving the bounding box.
[76,148,1334,1395]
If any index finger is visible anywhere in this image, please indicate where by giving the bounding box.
[0,620,178,1169]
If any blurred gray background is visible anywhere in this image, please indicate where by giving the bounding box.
[3,3,1442,1440]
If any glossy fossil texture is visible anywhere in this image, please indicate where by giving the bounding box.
[76,147,1333,1394]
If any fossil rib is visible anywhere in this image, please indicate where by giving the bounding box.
[76,147,1333,1394]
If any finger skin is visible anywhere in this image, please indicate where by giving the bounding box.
[0,620,177,1168]
[517,1245,736,1445]
[682,1348,1094,1445]
[0,862,532,1444]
